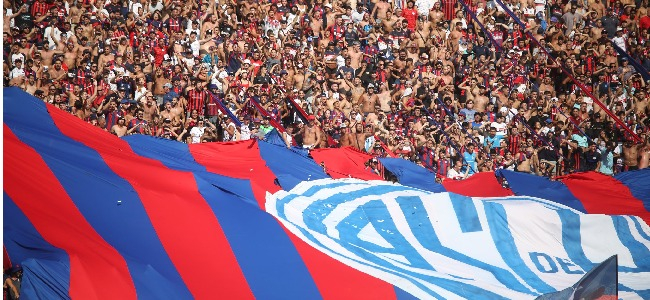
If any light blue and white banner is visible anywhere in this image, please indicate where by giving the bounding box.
[266,179,650,299]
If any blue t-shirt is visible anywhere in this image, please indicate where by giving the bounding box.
[163,91,179,104]
[484,135,504,149]
[462,151,477,175]
[599,149,614,175]
[459,108,476,122]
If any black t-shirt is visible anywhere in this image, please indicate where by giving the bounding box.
[538,146,558,162]
[14,12,33,29]
[219,23,234,37]
[583,150,601,171]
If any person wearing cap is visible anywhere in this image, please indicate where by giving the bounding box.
[4,265,22,300]
[611,26,627,52]
[161,82,178,105]
[8,59,26,84]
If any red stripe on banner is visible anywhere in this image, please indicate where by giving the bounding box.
[443,172,514,197]
[560,172,650,225]
[189,140,281,207]
[46,107,254,299]
[4,125,137,299]
[311,147,383,180]
[283,228,398,300]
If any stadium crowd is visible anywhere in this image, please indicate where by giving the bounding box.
[3,0,650,180]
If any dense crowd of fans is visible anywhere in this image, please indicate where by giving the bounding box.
[4,0,650,179]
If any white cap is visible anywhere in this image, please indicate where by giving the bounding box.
[243,59,251,64]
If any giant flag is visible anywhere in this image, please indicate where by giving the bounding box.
[4,88,650,299]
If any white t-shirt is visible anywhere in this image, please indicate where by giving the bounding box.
[10,53,25,67]
[129,1,143,17]
[240,124,251,140]
[9,67,25,79]
[190,126,205,143]
[611,36,627,52]
[490,121,508,136]
[447,168,466,180]
[415,0,434,16]
[351,11,365,23]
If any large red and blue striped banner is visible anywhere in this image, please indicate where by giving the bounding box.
[4,88,650,299]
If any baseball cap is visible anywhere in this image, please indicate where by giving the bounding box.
[163,83,173,88]
[243,59,251,64]
[307,115,316,120]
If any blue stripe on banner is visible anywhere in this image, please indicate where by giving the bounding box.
[449,194,483,233]
[192,175,323,299]
[612,216,650,269]
[258,140,329,191]
[4,193,71,300]
[393,286,419,300]
[555,209,595,274]
[483,202,555,294]
[126,137,322,299]
[4,99,193,299]
[630,217,650,241]
[394,196,533,295]
[614,170,650,212]
[497,170,587,213]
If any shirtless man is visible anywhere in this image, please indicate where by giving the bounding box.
[301,115,322,149]
[373,0,392,21]
[360,86,379,115]
[633,91,648,115]
[473,85,490,112]
[339,125,354,147]
[97,45,115,74]
[111,117,128,137]
[349,77,366,104]
[448,22,463,54]
[160,101,180,123]
[48,59,67,81]
[152,68,169,100]
[622,139,642,171]
[142,95,159,122]
[350,122,370,151]
[309,11,324,37]
[639,140,650,169]
[348,42,363,69]
[429,2,445,24]
[414,20,432,50]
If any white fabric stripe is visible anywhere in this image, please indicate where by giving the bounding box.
[579,215,637,268]
[502,201,587,289]
[618,272,650,291]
